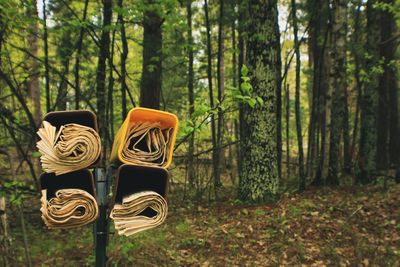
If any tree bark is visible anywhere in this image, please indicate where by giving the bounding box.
[74,0,89,110]
[377,0,398,169]
[291,0,305,191]
[119,0,128,119]
[357,0,379,184]
[239,0,280,202]
[327,0,348,186]
[204,0,220,191]
[26,0,41,126]
[96,0,112,164]
[42,0,51,112]
[187,0,195,187]
[140,1,162,109]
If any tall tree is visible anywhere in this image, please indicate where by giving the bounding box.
[377,0,398,170]
[204,0,220,190]
[216,0,225,189]
[26,0,41,126]
[327,0,348,185]
[96,0,112,163]
[119,0,128,119]
[239,0,280,202]
[357,0,379,184]
[186,0,195,186]
[291,0,305,191]
[74,0,89,110]
[140,0,162,109]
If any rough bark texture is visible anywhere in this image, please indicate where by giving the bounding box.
[327,0,347,185]
[140,1,162,110]
[239,0,280,202]
[357,0,379,184]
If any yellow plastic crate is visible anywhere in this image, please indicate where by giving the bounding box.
[110,107,179,168]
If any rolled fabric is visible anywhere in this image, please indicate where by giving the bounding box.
[120,122,172,167]
[36,121,101,175]
[110,191,168,236]
[40,189,99,229]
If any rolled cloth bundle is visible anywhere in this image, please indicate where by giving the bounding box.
[37,121,101,175]
[121,122,173,167]
[40,189,99,229]
[110,191,168,236]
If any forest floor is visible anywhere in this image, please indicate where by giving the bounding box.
[7,183,400,266]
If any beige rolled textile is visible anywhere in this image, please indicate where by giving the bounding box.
[110,191,168,236]
[120,122,172,167]
[40,189,99,229]
[36,121,101,175]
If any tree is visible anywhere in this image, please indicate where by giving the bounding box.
[291,0,305,191]
[140,0,162,109]
[186,0,195,186]
[26,0,41,126]
[327,0,348,185]
[239,0,280,202]
[96,0,112,163]
[357,0,379,184]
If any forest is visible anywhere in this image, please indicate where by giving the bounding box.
[0,0,399,266]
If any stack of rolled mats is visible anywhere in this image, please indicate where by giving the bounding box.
[40,189,98,229]
[121,122,173,166]
[37,120,100,228]
[110,191,167,236]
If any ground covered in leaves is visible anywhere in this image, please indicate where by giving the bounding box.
[9,184,400,266]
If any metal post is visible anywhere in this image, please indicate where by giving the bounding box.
[94,167,108,267]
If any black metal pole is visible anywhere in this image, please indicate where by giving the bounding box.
[94,167,108,267]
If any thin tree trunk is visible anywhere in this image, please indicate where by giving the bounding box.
[292,0,305,191]
[18,204,32,267]
[216,0,225,191]
[140,0,162,109]
[119,0,128,119]
[204,0,220,192]
[74,0,89,110]
[96,0,112,165]
[42,0,50,113]
[187,0,195,187]
[285,83,290,181]
[27,0,41,126]
[357,0,379,184]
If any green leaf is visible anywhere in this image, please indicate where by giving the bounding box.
[32,151,42,158]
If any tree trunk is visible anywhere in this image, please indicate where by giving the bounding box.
[187,0,195,187]
[357,0,379,184]
[285,83,290,181]
[96,0,112,165]
[42,0,51,113]
[377,0,398,170]
[238,0,280,202]
[204,0,220,191]
[74,0,89,110]
[291,0,305,191]
[216,0,225,190]
[327,0,348,186]
[26,0,41,126]
[140,1,162,110]
[119,0,128,119]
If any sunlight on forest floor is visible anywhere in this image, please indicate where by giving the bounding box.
[9,184,400,266]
